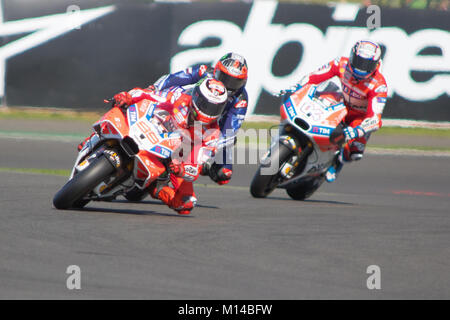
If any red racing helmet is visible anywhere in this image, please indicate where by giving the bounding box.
[213,52,248,94]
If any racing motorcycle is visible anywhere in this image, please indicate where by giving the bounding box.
[53,97,183,209]
[250,80,347,200]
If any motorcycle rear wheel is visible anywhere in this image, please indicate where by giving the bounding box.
[53,155,115,209]
[286,176,325,200]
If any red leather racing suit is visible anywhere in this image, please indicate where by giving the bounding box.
[127,87,220,214]
[301,56,388,160]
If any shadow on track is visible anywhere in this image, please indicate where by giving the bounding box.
[71,206,191,218]
[55,198,219,217]
[262,196,354,206]
[111,199,219,209]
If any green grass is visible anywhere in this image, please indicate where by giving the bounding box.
[241,121,280,131]
[368,145,450,152]
[2,107,449,138]
[0,167,70,176]
[376,126,450,137]
[0,130,85,139]
[0,108,101,123]
[242,121,450,137]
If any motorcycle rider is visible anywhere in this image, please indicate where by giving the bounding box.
[79,53,248,186]
[110,77,228,214]
[280,40,388,182]
[152,52,249,186]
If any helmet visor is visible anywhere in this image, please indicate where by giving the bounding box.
[350,54,378,76]
[215,68,247,92]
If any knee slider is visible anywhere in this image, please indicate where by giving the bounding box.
[173,195,197,212]
[350,153,363,161]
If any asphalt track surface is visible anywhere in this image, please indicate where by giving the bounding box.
[0,135,449,299]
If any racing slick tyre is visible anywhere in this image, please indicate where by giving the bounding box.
[250,143,292,198]
[53,155,116,209]
[124,186,148,202]
[286,176,325,200]
[72,198,91,209]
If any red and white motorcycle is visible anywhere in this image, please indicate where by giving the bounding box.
[53,96,183,209]
[250,80,347,200]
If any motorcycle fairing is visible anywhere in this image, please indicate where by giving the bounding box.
[133,151,166,189]
[72,99,182,195]
[277,81,348,188]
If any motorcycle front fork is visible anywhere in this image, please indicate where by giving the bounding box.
[279,155,299,179]
[278,135,313,179]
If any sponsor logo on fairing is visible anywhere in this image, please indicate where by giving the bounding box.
[284,101,297,119]
[310,125,332,136]
[145,103,156,121]
[151,145,172,158]
[128,105,138,126]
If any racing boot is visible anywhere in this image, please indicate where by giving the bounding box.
[149,178,196,215]
[168,176,197,215]
[325,152,344,183]
[171,195,197,215]
[325,147,364,183]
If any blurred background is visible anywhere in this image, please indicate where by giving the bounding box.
[1,0,449,121]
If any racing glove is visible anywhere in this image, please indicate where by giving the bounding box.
[275,76,309,97]
[169,161,183,176]
[112,91,132,109]
[274,84,302,97]
[169,160,199,182]
[343,126,365,142]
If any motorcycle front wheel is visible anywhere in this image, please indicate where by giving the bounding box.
[53,155,116,209]
[250,143,292,198]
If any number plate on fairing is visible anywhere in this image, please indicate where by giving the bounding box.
[129,118,161,152]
